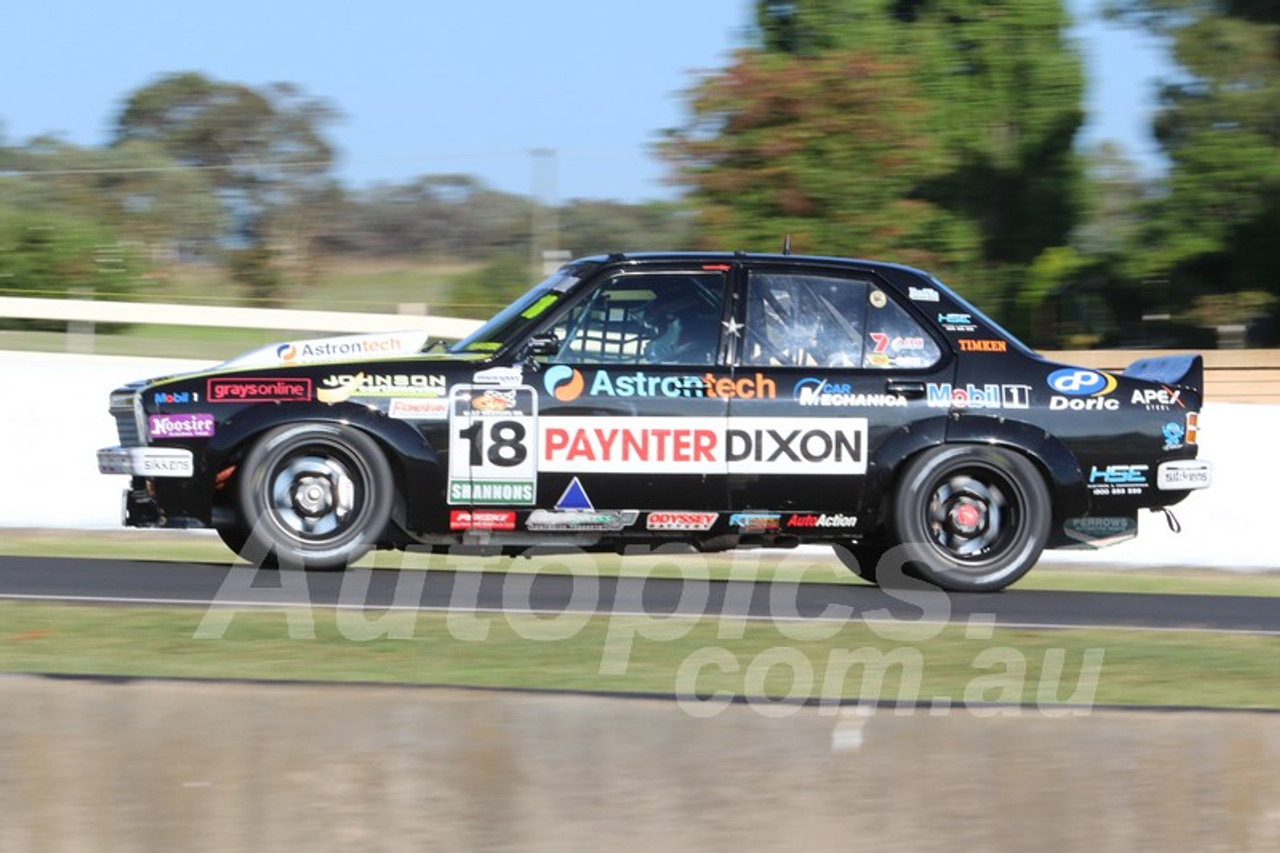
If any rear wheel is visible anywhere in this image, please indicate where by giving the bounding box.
[235,423,394,570]
[887,445,1050,592]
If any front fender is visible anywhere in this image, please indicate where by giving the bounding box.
[204,402,444,530]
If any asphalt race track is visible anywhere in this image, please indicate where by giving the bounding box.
[2,555,1278,635]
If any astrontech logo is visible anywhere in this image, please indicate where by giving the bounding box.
[543,366,776,403]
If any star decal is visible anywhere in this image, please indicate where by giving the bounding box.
[722,317,744,338]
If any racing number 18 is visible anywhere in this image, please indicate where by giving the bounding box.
[457,420,528,467]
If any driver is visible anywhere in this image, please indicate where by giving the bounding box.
[641,287,721,365]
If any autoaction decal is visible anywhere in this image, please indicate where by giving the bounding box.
[539,416,868,475]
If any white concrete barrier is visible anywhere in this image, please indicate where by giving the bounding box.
[0,350,1270,570]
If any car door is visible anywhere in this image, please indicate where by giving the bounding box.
[529,266,733,522]
[725,263,956,528]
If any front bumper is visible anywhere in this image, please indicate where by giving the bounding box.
[97,446,195,478]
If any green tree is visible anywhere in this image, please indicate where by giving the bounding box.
[0,209,145,329]
[112,72,340,301]
[661,49,977,272]
[1108,1,1280,341]
[669,1,1085,332]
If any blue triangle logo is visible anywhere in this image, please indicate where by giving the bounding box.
[554,477,594,511]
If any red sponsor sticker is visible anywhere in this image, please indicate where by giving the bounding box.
[207,377,312,403]
[450,510,517,531]
[646,511,718,531]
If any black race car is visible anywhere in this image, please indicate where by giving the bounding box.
[97,253,1212,591]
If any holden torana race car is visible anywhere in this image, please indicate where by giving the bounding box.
[97,252,1213,591]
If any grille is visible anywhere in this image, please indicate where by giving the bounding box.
[109,389,144,447]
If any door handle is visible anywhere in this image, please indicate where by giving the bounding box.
[885,380,926,398]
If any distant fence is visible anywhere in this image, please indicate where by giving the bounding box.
[2,297,1275,403]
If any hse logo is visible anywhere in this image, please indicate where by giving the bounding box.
[1047,369,1117,397]
[543,368,776,402]
[1089,464,1149,486]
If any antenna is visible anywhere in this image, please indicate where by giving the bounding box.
[782,235,792,256]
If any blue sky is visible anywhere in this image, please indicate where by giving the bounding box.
[3,0,1173,203]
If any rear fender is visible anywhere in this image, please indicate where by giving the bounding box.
[943,414,1088,520]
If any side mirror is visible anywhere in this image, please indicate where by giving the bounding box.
[521,333,559,361]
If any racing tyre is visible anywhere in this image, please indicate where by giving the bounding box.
[888,445,1050,592]
[236,423,394,570]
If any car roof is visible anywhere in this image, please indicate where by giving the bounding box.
[578,251,930,277]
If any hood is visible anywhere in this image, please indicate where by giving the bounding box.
[214,330,434,372]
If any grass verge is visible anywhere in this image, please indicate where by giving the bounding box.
[1,601,1277,710]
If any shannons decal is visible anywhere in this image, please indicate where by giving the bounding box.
[539,416,868,475]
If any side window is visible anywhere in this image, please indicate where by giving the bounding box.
[551,272,726,366]
[743,273,869,367]
[862,287,942,369]
[743,271,942,370]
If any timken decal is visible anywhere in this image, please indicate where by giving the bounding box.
[538,416,867,475]
[207,378,312,402]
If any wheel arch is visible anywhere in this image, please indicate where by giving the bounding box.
[941,414,1087,521]
[865,414,1086,534]
[204,402,443,534]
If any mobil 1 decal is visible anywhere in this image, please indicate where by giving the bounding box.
[539,416,868,475]
[447,385,538,505]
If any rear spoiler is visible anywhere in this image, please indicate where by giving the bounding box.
[1122,354,1204,393]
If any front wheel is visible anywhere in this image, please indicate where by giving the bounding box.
[887,445,1051,592]
[235,423,394,570]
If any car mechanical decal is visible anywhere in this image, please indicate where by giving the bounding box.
[447,384,538,505]
[539,416,868,475]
